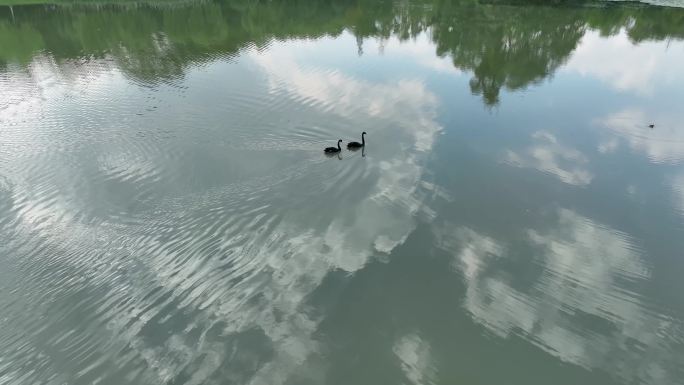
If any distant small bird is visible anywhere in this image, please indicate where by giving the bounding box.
[324,139,343,153]
[347,132,366,150]
[649,124,655,128]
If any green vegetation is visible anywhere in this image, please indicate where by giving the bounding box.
[1,0,683,105]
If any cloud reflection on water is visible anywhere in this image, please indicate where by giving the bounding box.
[0,36,442,385]
[505,131,593,186]
[434,208,683,385]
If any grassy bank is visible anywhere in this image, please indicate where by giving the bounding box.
[0,0,196,6]
[0,0,675,7]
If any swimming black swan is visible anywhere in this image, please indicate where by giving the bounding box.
[347,132,366,149]
[325,139,343,153]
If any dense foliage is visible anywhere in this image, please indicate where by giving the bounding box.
[1,0,683,104]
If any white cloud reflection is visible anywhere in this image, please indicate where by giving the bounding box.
[0,36,442,385]
[394,333,435,385]
[564,30,684,95]
[505,131,593,186]
[239,40,441,384]
[382,35,462,75]
[434,209,683,385]
[597,108,684,164]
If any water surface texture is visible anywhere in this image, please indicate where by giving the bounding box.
[1,1,684,384]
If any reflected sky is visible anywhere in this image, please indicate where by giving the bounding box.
[563,30,684,95]
[1,1,684,385]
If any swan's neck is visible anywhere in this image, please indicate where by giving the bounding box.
[337,142,341,150]
[362,133,365,145]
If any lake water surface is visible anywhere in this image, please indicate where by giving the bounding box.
[1,1,684,384]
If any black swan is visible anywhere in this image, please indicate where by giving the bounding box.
[325,139,343,153]
[347,132,366,149]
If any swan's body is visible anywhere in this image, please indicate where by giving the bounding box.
[325,139,343,153]
[347,132,366,149]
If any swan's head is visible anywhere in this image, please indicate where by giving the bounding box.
[362,131,367,135]
[338,139,343,143]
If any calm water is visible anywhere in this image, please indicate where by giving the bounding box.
[2,1,684,384]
